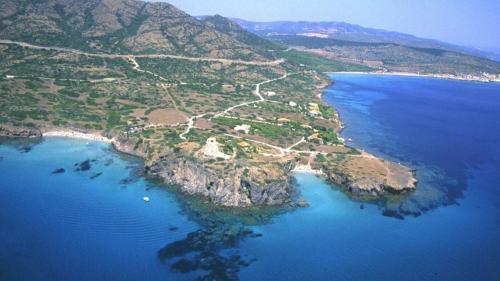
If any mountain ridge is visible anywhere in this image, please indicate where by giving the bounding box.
[231,18,497,60]
[0,0,270,60]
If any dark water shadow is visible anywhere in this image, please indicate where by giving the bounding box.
[0,136,43,153]
[151,178,294,281]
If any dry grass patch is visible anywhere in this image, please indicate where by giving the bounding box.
[148,108,189,125]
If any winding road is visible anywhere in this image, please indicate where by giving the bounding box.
[0,39,285,66]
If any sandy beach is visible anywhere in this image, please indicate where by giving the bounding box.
[332,71,500,83]
[42,130,114,143]
[292,164,324,175]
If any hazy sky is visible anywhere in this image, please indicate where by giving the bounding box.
[162,0,500,52]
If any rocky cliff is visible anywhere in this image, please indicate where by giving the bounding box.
[319,153,417,196]
[0,125,41,138]
[145,153,295,207]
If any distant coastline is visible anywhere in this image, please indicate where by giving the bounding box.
[332,71,500,83]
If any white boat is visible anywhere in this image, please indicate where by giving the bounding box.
[143,196,150,202]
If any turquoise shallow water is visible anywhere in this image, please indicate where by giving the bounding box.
[0,138,200,281]
[1,74,500,280]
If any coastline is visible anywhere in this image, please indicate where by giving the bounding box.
[332,71,500,83]
[0,72,418,208]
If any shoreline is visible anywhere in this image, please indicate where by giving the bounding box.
[42,130,114,143]
[332,71,500,83]
[291,164,324,175]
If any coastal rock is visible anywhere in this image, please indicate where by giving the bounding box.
[323,153,417,196]
[112,135,147,158]
[0,125,41,138]
[145,153,294,207]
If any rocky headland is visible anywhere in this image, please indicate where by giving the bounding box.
[1,118,417,209]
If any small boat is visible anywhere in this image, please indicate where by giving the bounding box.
[143,196,150,203]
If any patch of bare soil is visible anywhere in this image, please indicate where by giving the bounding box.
[148,108,189,125]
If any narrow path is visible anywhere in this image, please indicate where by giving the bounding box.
[4,74,120,83]
[286,137,306,151]
[160,83,178,109]
[179,113,207,140]
[0,39,285,66]
[213,72,296,119]
[223,133,286,156]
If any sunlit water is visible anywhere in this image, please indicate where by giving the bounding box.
[1,74,500,280]
[0,138,199,281]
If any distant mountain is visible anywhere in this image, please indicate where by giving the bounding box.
[200,15,285,55]
[231,18,500,76]
[0,0,272,60]
[231,18,494,59]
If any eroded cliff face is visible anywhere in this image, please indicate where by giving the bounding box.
[111,134,148,158]
[145,153,295,207]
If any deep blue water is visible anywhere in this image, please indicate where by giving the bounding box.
[237,74,500,280]
[1,74,500,280]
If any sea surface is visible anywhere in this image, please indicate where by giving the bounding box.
[1,74,500,280]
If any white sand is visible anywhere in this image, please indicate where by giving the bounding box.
[292,164,324,175]
[333,71,500,83]
[42,130,113,143]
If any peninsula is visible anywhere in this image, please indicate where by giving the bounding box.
[0,0,419,208]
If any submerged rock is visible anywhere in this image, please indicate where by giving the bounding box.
[297,198,309,208]
[103,159,114,166]
[52,168,65,174]
[90,172,103,179]
[382,209,405,220]
[75,160,91,172]
[19,145,33,153]
[158,224,257,281]
[119,177,137,185]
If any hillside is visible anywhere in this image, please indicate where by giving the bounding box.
[272,35,500,76]
[200,15,285,56]
[0,0,269,60]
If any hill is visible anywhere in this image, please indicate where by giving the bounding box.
[272,35,500,76]
[200,15,285,56]
[0,0,268,60]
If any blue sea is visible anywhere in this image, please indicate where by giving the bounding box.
[1,74,500,280]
